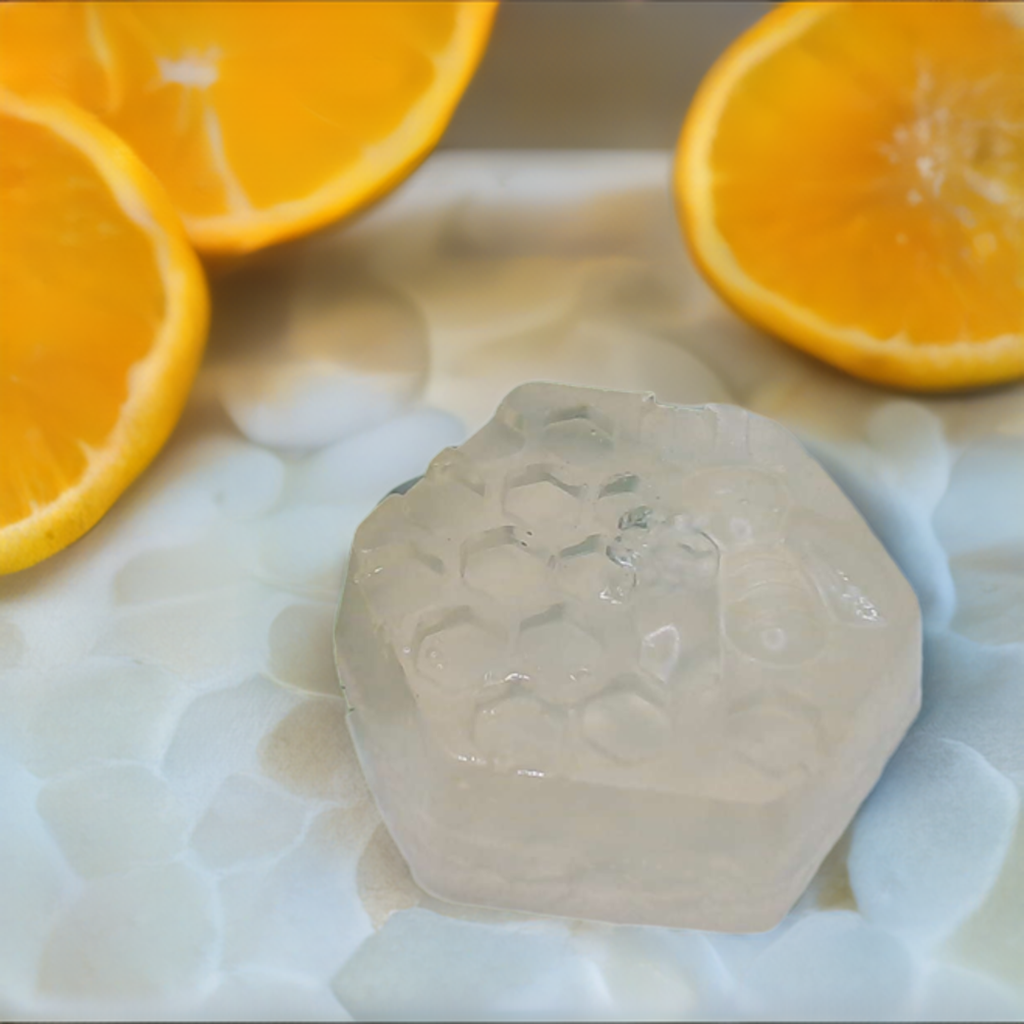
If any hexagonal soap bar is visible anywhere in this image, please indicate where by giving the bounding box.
[334,383,921,931]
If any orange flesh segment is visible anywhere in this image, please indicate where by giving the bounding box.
[0,91,208,574]
[713,3,1022,345]
[679,2,1024,391]
[0,2,494,253]
[0,113,166,525]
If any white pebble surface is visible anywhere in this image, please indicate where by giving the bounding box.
[848,733,1019,940]
[1,154,1021,1020]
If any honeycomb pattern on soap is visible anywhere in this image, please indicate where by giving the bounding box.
[347,383,897,790]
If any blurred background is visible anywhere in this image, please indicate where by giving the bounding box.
[444,2,774,148]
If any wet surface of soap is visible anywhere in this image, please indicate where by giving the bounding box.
[336,382,922,931]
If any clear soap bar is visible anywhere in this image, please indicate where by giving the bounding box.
[334,383,922,931]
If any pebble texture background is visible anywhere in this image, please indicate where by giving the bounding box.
[1,153,1022,1021]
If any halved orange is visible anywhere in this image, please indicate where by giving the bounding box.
[0,1,497,255]
[676,2,1024,392]
[0,90,208,574]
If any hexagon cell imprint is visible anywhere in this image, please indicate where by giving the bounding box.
[334,383,922,931]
